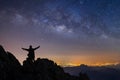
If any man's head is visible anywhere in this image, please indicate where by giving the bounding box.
[29,45,32,49]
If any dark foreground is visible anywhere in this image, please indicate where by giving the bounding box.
[0,45,89,80]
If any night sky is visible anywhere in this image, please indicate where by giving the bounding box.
[0,0,120,66]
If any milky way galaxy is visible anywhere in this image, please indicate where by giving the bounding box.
[0,0,120,66]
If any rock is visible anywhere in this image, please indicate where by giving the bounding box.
[0,45,90,80]
[0,45,9,62]
[0,45,21,80]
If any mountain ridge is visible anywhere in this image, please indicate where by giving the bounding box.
[64,64,120,80]
[0,45,89,80]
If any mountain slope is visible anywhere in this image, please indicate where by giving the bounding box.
[64,64,120,80]
[0,45,90,80]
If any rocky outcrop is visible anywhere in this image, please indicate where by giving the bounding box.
[0,45,21,80]
[0,45,90,80]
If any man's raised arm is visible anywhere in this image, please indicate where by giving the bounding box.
[34,46,40,50]
[22,48,29,51]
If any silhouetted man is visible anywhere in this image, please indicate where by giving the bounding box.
[22,45,40,61]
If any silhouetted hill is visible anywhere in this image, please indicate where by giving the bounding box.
[0,45,90,80]
[64,64,120,80]
[105,64,120,70]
